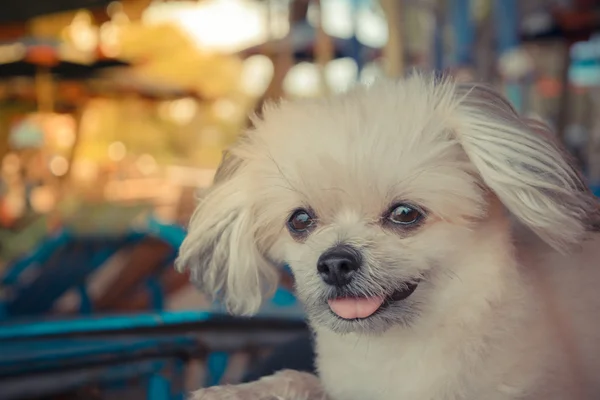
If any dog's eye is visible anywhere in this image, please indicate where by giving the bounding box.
[287,209,314,233]
[387,204,422,225]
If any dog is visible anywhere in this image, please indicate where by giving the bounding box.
[176,73,600,400]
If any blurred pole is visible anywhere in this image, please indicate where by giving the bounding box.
[493,0,523,112]
[588,88,600,186]
[474,3,494,82]
[349,0,364,74]
[555,43,572,142]
[254,0,302,115]
[451,0,474,67]
[381,0,405,78]
[314,0,334,93]
[35,68,54,112]
[62,106,84,182]
[433,4,444,72]
[262,0,292,101]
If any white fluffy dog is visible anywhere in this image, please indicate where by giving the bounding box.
[176,74,600,400]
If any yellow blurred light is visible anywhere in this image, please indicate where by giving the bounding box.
[356,6,388,48]
[0,43,26,64]
[241,54,274,96]
[2,153,21,175]
[360,61,385,85]
[66,10,99,53]
[49,156,69,177]
[4,192,26,219]
[320,0,354,39]
[212,99,238,120]
[108,141,127,161]
[164,98,197,125]
[266,2,291,39]
[100,22,122,57]
[46,114,76,148]
[284,62,322,97]
[100,2,130,57]
[325,58,358,93]
[30,186,56,213]
[498,48,534,80]
[136,154,158,175]
[142,0,270,53]
[72,159,98,182]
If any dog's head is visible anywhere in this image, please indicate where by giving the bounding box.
[176,74,598,335]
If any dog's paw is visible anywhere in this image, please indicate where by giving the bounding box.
[189,384,271,400]
[189,370,327,400]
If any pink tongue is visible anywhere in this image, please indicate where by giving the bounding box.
[328,296,385,319]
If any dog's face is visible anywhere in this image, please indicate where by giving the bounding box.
[177,74,597,335]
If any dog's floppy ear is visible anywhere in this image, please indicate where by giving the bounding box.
[454,83,599,253]
[175,150,279,315]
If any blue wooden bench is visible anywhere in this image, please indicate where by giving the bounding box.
[0,218,198,399]
[0,215,307,399]
[0,335,201,400]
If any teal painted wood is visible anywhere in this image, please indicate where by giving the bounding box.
[0,359,165,400]
[0,310,213,340]
[0,336,199,377]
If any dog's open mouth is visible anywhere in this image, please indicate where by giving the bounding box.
[327,282,418,320]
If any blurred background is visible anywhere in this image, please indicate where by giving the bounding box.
[0,0,599,399]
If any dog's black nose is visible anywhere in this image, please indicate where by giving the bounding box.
[317,245,362,287]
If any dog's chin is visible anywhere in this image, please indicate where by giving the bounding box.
[306,282,422,335]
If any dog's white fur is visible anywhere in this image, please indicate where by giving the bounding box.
[177,74,600,399]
